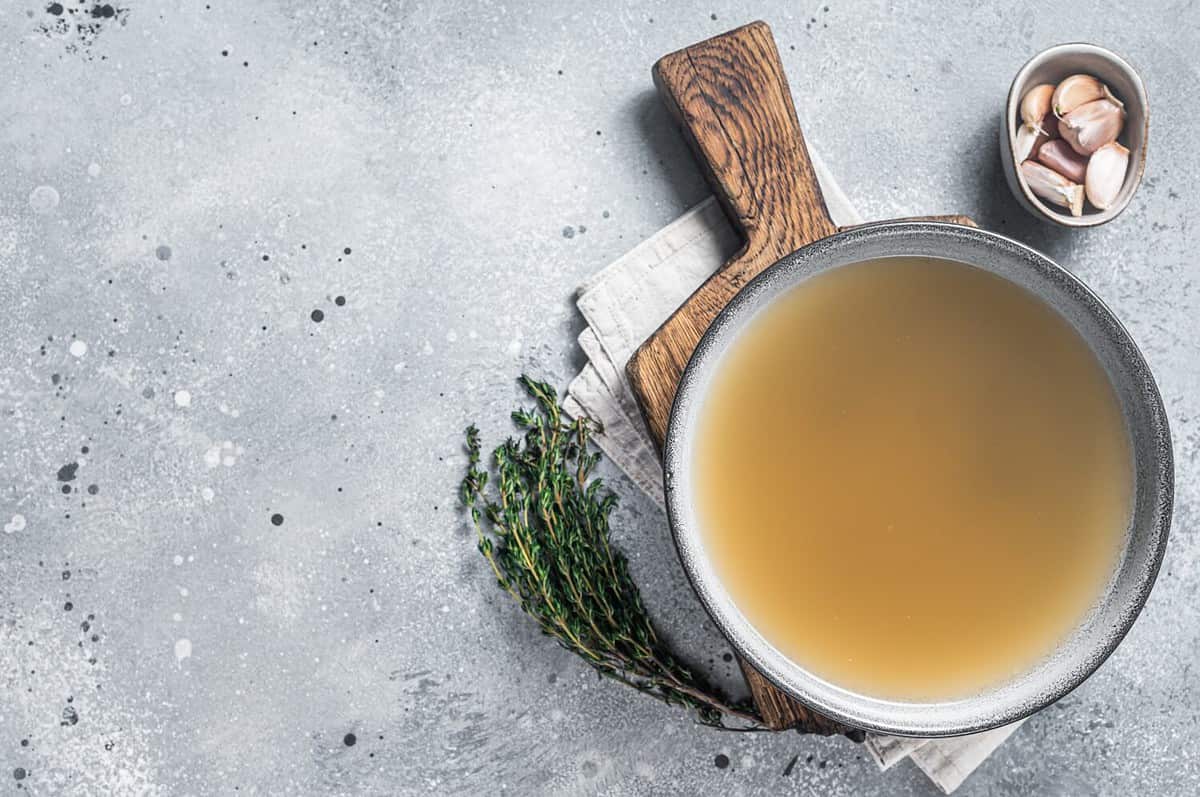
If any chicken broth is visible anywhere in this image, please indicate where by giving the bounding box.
[693,256,1132,699]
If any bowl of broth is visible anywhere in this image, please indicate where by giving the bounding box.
[663,221,1173,736]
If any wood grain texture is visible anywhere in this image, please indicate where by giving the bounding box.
[629,20,836,447]
[628,21,979,734]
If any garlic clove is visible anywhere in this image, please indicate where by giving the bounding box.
[1051,74,1118,117]
[1014,123,1049,162]
[1037,139,1089,183]
[1058,98,1125,156]
[1021,160,1085,217]
[1085,142,1130,210]
[1021,84,1055,128]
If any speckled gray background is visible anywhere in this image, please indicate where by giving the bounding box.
[1,1,1196,795]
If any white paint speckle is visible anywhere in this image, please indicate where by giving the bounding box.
[173,555,184,566]
[393,362,406,373]
[178,586,189,597]
[446,330,458,342]
[200,487,215,502]
[174,389,191,407]
[119,93,132,106]
[172,612,183,622]
[4,514,26,534]
[69,340,88,358]
[174,638,192,662]
[87,162,102,177]
[29,185,60,214]
[204,445,221,468]
[215,441,243,468]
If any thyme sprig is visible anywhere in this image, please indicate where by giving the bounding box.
[460,376,761,728]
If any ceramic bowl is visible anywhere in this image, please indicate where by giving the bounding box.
[1000,43,1148,227]
[663,221,1173,736]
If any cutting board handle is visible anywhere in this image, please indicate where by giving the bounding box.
[652,21,837,263]
[628,21,840,448]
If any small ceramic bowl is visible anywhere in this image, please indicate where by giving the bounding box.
[1000,43,1149,227]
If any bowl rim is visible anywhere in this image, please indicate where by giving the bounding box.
[662,220,1174,736]
[1004,42,1149,227]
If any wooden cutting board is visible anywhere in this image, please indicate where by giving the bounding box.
[627,20,976,734]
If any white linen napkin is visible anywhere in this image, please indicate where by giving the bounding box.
[563,150,1022,793]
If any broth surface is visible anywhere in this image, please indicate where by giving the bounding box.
[693,256,1132,699]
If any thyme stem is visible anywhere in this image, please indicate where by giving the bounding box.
[460,376,761,729]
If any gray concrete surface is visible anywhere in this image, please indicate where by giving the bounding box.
[1,1,1197,794]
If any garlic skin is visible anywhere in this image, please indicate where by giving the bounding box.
[1037,139,1089,183]
[1014,110,1059,161]
[1015,124,1049,162]
[1021,84,1055,130]
[1021,160,1085,217]
[1085,142,1130,210]
[1058,98,1125,156]
[1052,74,1123,117]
